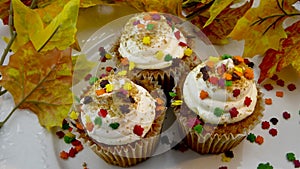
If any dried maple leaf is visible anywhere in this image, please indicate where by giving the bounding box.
[258,20,300,83]
[190,0,252,44]
[11,0,79,52]
[0,42,73,130]
[228,0,299,57]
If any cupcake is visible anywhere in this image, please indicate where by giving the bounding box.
[110,12,202,105]
[173,55,264,154]
[77,74,166,167]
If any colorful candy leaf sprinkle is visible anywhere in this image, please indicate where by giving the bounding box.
[147,23,154,30]
[214,107,224,117]
[193,124,203,134]
[286,152,296,161]
[109,122,120,130]
[155,51,164,60]
[229,107,239,118]
[225,80,232,86]
[105,84,114,92]
[174,31,181,40]
[264,98,273,105]
[123,82,133,91]
[233,89,241,97]
[294,160,300,168]
[143,36,151,45]
[69,111,78,120]
[133,125,144,136]
[100,80,109,88]
[129,61,135,70]
[171,100,182,106]
[283,111,291,119]
[276,79,285,87]
[64,132,75,144]
[94,117,102,126]
[263,84,274,91]
[276,91,284,97]
[98,109,107,118]
[261,121,270,130]
[95,89,105,96]
[255,135,264,145]
[269,128,278,137]
[287,83,296,91]
[89,76,98,85]
[257,162,273,169]
[169,92,177,97]
[117,70,127,76]
[60,151,69,159]
[85,122,94,132]
[221,54,232,59]
[244,97,252,107]
[199,90,209,100]
[270,117,279,125]
[164,54,173,61]
[178,42,187,47]
[151,14,161,20]
[247,133,256,143]
[221,153,232,162]
[244,68,254,79]
[184,48,193,56]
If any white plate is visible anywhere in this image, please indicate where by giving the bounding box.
[1,10,300,169]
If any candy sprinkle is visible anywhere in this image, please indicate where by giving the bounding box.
[294,160,300,168]
[143,36,151,45]
[264,98,273,105]
[193,124,203,134]
[269,128,278,137]
[276,91,284,97]
[255,135,264,145]
[247,133,256,143]
[133,125,144,136]
[287,83,296,91]
[282,111,291,120]
[199,90,209,100]
[257,162,273,169]
[261,121,270,130]
[184,48,193,56]
[270,117,279,125]
[171,100,182,106]
[286,152,296,161]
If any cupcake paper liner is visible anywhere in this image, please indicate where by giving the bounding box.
[173,89,264,154]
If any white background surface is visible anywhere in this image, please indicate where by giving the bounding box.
[1,4,300,169]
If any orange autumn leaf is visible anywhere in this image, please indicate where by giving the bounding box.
[228,0,299,57]
[190,0,253,44]
[0,42,73,130]
[258,20,300,83]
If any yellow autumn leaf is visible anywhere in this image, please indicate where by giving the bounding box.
[228,0,299,57]
[203,0,234,27]
[11,0,79,52]
[0,42,73,130]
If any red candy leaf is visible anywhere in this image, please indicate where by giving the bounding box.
[133,125,144,136]
[276,79,285,87]
[282,111,291,120]
[98,109,108,118]
[269,128,278,137]
[174,31,181,40]
[263,84,274,91]
[229,107,239,118]
[287,83,296,91]
[233,89,241,97]
[261,121,270,130]
[244,97,252,107]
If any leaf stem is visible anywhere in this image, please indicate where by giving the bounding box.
[0,66,55,128]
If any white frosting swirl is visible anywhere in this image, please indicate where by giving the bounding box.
[80,76,156,145]
[183,57,257,124]
[118,13,187,69]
